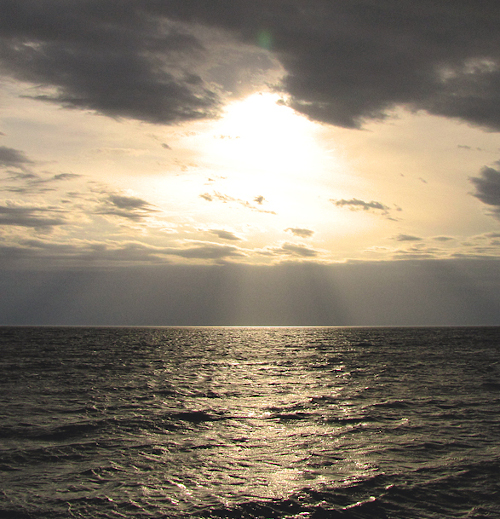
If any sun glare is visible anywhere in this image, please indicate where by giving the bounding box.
[141,91,355,257]
[213,92,319,173]
[199,92,333,216]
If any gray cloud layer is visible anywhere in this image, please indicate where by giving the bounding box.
[2,1,500,129]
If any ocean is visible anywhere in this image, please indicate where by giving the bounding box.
[1,326,499,518]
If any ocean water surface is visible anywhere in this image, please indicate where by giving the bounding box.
[1,326,499,518]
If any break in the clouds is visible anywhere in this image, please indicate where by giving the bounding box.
[3,1,500,130]
[470,165,500,219]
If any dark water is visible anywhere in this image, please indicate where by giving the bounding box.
[1,327,499,518]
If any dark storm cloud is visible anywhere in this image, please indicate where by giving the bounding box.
[0,204,65,228]
[331,198,390,214]
[209,229,241,241]
[0,146,33,168]
[3,2,500,130]
[285,227,314,238]
[470,165,500,219]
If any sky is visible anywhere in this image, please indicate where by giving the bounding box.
[1,0,500,325]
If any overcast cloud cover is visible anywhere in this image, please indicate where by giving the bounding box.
[2,0,500,325]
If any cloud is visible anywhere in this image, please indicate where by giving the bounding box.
[162,2,500,130]
[3,3,500,130]
[285,227,314,238]
[91,242,244,263]
[0,203,65,228]
[0,146,33,168]
[0,1,221,124]
[470,165,500,219]
[52,173,81,181]
[108,195,151,210]
[3,168,82,194]
[167,243,243,260]
[266,242,319,258]
[331,198,391,214]
[395,234,422,242]
[200,191,276,214]
[0,238,245,266]
[6,172,39,181]
[97,194,157,221]
[433,236,454,242]
[209,229,241,241]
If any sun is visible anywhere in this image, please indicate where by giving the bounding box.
[212,92,319,174]
[199,92,331,215]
